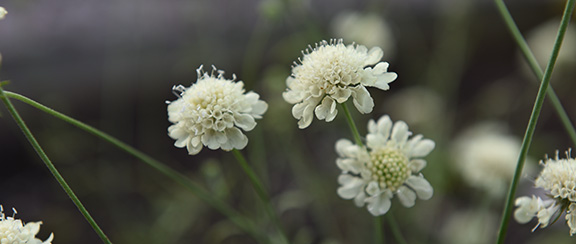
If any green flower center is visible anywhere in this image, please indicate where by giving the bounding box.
[368,148,410,191]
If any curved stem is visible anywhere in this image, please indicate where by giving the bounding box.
[386,213,408,244]
[0,87,112,244]
[232,149,289,244]
[374,216,384,244]
[340,103,364,147]
[1,91,266,243]
[495,0,576,243]
[494,0,576,147]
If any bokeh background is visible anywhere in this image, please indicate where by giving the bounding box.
[1,0,576,243]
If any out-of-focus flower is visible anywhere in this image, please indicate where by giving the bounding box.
[335,115,434,216]
[514,150,576,235]
[167,65,268,155]
[0,206,54,244]
[452,122,527,197]
[331,12,395,58]
[0,7,7,20]
[520,18,576,77]
[283,39,397,129]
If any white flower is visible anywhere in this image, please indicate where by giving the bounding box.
[0,7,6,20]
[452,122,528,197]
[520,18,576,77]
[283,39,397,129]
[167,65,268,155]
[0,206,54,244]
[514,150,576,235]
[335,115,434,216]
[330,12,396,58]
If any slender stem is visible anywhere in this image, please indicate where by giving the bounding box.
[386,213,408,244]
[232,149,271,204]
[340,103,408,244]
[232,149,289,244]
[1,91,266,243]
[494,0,576,147]
[374,216,384,244]
[495,0,576,243]
[340,103,363,147]
[0,88,113,244]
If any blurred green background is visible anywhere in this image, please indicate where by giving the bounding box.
[1,0,576,243]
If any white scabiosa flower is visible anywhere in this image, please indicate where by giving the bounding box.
[0,206,54,244]
[167,65,268,155]
[514,150,576,235]
[0,7,6,20]
[283,39,397,129]
[451,122,528,197]
[335,115,434,216]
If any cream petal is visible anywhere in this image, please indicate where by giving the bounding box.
[366,181,380,196]
[397,185,417,207]
[354,191,367,207]
[226,127,248,150]
[251,100,268,118]
[408,159,427,173]
[514,196,539,224]
[283,90,302,104]
[391,120,411,145]
[43,233,54,244]
[351,86,374,114]
[368,119,377,134]
[410,139,435,157]
[366,134,386,150]
[374,115,393,139]
[337,175,365,199]
[336,158,362,174]
[202,130,226,149]
[335,139,355,157]
[364,47,384,65]
[186,143,202,155]
[355,44,368,55]
[332,87,353,103]
[366,191,392,216]
[405,175,433,200]
[174,136,189,148]
[315,97,338,122]
[234,113,257,131]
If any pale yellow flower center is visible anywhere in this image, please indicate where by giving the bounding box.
[368,148,410,191]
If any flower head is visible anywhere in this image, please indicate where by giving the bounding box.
[167,65,268,155]
[514,150,576,235]
[283,39,397,129]
[452,122,526,197]
[0,206,54,244]
[0,7,6,20]
[335,115,435,216]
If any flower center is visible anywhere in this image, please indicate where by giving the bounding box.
[368,148,410,191]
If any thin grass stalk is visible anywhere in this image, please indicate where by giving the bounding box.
[1,91,267,243]
[0,87,113,244]
[495,0,576,242]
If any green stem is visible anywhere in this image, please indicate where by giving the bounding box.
[1,91,266,243]
[0,88,112,244]
[232,149,289,244]
[374,216,384,244]
[340,103,364,147]
[494,0,576,147]
[495,0,576,243]
[340,103,408,244]
[386,213,408,244]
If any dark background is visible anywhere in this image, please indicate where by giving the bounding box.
[1,0,575,243]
